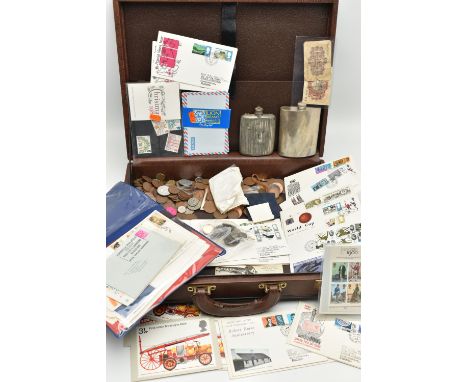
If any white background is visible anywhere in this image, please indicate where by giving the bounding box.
[106,0,360,380]
[2,1,467,382]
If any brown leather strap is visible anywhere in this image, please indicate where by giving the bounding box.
[192,285,282,317]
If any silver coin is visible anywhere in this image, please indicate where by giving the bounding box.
[187,201,201,211]
[157,185,170,196]
[187,197,200,207]
[178,179,193,188]
[184,208,194,215]
[195,176,204,183]
[177,206,187,214]
[202,224,214,235]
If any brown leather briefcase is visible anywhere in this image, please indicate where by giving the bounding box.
[113,0,339,316]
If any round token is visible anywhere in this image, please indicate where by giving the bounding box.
[142,176,153,183]
[194,176,204,183]
[193,190,205,200]
[202,224,214,235]
[213,211,228,219]
[177,205,187,214]
[175,201,187,208]
[203,201,216,214]
[142,182,153,192]
[155,195,169,204]
[168,186,179,194]
[194,182,208,190]
[184,208,194,215]
[152,179,162,188]
[187,197,200,208]
[157,185,170,196]
[227,208,243,219]
[178,190,191,201]
[155,173,166,181]
[178,179,193,188]
[166,179,176,186]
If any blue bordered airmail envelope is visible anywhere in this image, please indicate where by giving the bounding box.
[182,91,230,156]
[127,82,181,121]
[182,108,231,128]
[151,31,238,91]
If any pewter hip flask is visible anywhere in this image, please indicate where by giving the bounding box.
[278,102,321,158]
[239,106,276,156]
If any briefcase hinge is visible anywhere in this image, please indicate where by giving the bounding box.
[258,282,287,293]
[187,285,217,295]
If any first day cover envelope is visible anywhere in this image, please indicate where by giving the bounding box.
[221,310,330,379]
[130,318,222,380]
[288,302,361,368]
[284,156,360,207]
[127,82,181,121]
[151,31,238,91]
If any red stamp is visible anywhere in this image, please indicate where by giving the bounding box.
[135,229,149,239]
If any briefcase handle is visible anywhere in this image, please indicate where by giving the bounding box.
[187,283,286,317]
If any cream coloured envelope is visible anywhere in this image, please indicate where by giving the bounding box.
[127,82,181,121]
[151,31,237,92]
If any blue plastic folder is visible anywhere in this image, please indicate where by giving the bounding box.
[181,107,231,128]
[106,182,162,247]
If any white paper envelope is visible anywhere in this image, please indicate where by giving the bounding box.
[127,82,181,121]
[151,31,238,91]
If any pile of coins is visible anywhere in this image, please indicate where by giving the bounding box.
[133,172,285,220]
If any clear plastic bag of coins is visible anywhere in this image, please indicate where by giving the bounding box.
[203,201,217,214]
[142,182,154,192]
[155,172,166,182]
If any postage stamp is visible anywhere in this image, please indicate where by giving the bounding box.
[164,133,181,153]
[330,283,347,304]
[331,262,348,282]
[136,136,151,154]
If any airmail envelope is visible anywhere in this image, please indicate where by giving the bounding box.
[181,91,230,156]
[151,31,238,92]
[127,82,181,121]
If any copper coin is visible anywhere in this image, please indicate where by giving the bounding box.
[155,173,166,181]
[194,182,208,190]
[178,190,191,201]
[166,179,176,186]
[168,186,179,194]
[203,201,216,214]
[193,190,205,200]
[227,207,243,219]
[163,201,176,209]
[206,189,213,201]
[155,195,169,204]
[142,176,153,183]
[142,182,153,192]
[152,179,163,188]
[175,201,187,208]
[243,176,256,186]
[213,211,228,219]
[201,178,210,185]
[168,194,180,202]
